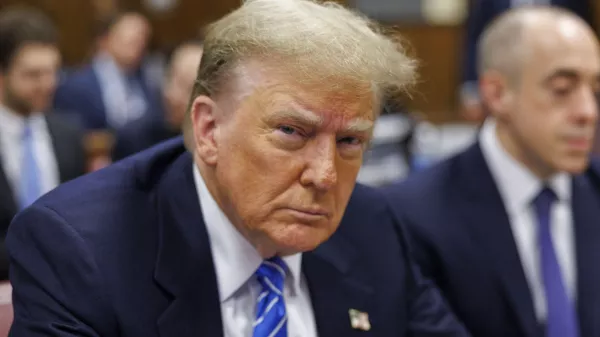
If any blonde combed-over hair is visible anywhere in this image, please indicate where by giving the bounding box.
[184,0,418,147]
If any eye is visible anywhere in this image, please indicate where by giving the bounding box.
[552,87,572,97]
[277,125,297,135]
[338,136,362,145]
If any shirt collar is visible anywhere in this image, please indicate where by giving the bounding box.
[0,105,45,136]
[479,118,571,214]
[193,164,303,302]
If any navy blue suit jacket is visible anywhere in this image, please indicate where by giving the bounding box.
[6,138,470,337]
[462,0,594,85]
[383,143,600,337]
[53,65,162,130]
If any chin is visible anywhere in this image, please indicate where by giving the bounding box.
[269,223,331,255]
[558,156,590,174]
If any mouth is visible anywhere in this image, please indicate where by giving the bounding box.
[284,207,330,222]
[565,137,591,151]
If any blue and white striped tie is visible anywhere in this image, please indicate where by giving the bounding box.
[253,257,287,337]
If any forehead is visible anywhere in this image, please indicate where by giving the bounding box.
[523,20,600,78]
[171,48,203,74]
[11,43,60,69]
[229,61,378,121]
[113,17,150,38]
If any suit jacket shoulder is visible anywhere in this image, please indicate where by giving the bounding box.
[6,138,470,337]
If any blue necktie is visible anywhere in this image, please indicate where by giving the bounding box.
[253,257,287,337]
[18,123,41,210]
[533,187,579,337]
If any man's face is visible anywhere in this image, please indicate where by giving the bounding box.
[494,20,600,176]
[193,63,376,256]
[107,15,150,70]
[1,43,60,114]
[163,46,203,128]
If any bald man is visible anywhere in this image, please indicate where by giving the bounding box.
[112,41,203,161]
[460,0,594,122]
[384,7,600,337]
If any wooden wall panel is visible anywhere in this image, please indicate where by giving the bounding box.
[394,24,464,123]
[0,0,95,66]
[0,0,465,123]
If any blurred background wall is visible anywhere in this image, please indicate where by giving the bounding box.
[2,0,599,123]
[0,0,467,124]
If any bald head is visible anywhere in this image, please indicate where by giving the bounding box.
[477,6,596,84]
[477,6,600,179]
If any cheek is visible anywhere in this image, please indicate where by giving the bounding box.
[332,160,362,214]
[216,125,302,220]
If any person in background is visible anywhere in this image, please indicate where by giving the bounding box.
[112,40,203,161]
[0,8,86,281]
[6,0,471,336]
[356,100,417,186]
[53,11,162,131]
[460,0,593,123]
[385,7,600,337]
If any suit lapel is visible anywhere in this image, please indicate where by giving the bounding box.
[456,144,539,337]
[0,162,17,222]
[572,173,600,337]
[153,152,224,337]
[45,115,74,183]
[303,233,375,337]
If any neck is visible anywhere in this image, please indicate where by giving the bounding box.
[1,100,32,118]
[495,122,555,180]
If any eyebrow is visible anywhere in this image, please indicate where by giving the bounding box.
[543,69,580,84]
[274,109,374,133]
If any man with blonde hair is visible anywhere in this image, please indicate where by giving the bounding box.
[7,1,469,336]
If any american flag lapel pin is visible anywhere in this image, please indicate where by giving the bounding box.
[349,308,371,331]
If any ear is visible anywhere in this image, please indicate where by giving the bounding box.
[190,95,220,166]
[479,70,514,121]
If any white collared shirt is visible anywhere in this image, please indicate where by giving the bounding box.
[0,106,60,203]
[479,118,576,322]
[93,53,148,129]
[193,165,318,337]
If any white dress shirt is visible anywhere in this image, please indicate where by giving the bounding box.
[0,106,60,202]
[193,165,318,337]
[479,118,576,322]
[93,53,148,129]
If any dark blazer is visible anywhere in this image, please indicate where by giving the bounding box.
[462,0,594,85]
[383,143,600,337]
[0,113,86,281]
[7,138,470,337]
[53,65,162,131]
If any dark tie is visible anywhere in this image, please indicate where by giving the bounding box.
[253,257,287,337]
[18,122,41,209]
[532,187,579,337]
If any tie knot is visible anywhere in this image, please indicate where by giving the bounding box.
[533,186,557,213]
[255,257,287,293]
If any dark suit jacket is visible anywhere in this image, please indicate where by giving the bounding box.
[462,0,594,85]
[0,113,86,281]
[6,137,470,337]
[383,143,600,337]
[53,65,162,130]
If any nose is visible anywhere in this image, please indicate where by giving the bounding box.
[40,70,57,94]
[575,86,598,122]
[300,136,338,192]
